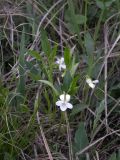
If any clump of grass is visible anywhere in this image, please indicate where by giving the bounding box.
[0,0,120,160]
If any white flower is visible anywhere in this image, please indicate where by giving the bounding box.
[86,77,99,89]
[56,57,66,71]
[56,93,73,111]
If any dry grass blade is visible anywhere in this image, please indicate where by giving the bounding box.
[37,112,54,160]
[104,22,109,133]
[97,32,120,79]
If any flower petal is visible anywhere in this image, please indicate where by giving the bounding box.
[66,102,73,109]
[56,100,63,106]
[92,80,99,84]
[59,65,62,71]
[60,94,70,102]
[61,64,66,69]
[56,60,60,64]
[86,78,96,88]
[86,78,92,84]
[60,104,67,111]
[61,57,64,63]
[56,57,66,71]
[59,94,64,101]
[88,82,95,88]
[65,94,70,102]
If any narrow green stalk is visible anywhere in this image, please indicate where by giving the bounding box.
[64,111,73,160]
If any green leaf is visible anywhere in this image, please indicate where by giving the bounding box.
[39,80,58,95]
[28,50,41,61]
[70,56,79,77]
[62,70,72,92]
[70,103,88,117]
[67,0,75,15]
[74,15,87,24]
[84,32,95,75]
[96,0,115,9]
[70,62,79,77]
[41,28,51,56]
[65,7,79,34]
[65,11,86,25]
[19,104,30,113]
[50,44,58,62]
[17,28,26,103]
[84,32,94,55]
[64,47,71,68]
[74,122,89,152]
[65,4,86,34]
[68,76,79,94]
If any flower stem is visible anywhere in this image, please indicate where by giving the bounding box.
[64,111,73,160]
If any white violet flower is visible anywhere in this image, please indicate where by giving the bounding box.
[56,57,66,71]
[56,93,73,111]
[86,77,99,89]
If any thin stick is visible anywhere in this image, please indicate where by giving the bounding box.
[97,32,120,79]
[95,151,100,160]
